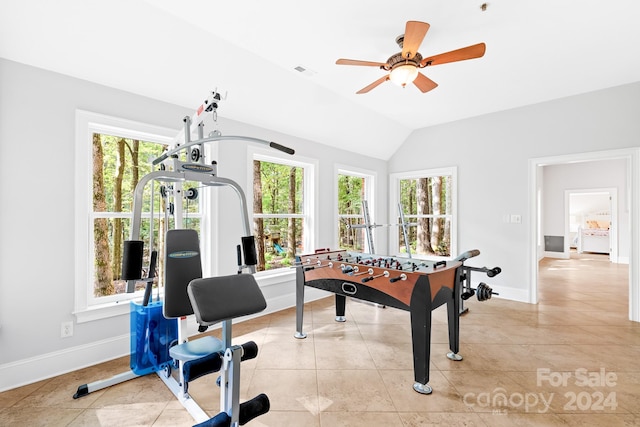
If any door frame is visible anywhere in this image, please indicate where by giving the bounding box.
[565,188,617,262]
[528,147,639,322]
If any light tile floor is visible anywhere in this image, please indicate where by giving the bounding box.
[1,252,638,426]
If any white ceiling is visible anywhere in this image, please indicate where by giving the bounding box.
[2,0,640,159]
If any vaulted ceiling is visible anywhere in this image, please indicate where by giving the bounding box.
[2,0,639,159]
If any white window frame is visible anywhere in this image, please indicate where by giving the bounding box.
[334,165,376,252]
[247,146,317,274]
[389,166,457,260]
[74,110,179,323]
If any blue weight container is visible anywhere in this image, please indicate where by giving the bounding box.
[130,300,178,375]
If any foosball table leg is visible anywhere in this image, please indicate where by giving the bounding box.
[294,264,307,339]
[413,383,433,394]
[335,294,347,322]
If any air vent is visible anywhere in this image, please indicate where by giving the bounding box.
[294,66,317,77]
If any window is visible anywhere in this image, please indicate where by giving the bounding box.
[336,168,374,252]
[251,152,314,272]
[75,111,180,321]
[91,133,164,298]
[390,167,457,259]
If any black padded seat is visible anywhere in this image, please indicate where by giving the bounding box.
[187,274,267,327]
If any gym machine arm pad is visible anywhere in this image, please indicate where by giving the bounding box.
[241,236,257,267]
[122,240,144,280]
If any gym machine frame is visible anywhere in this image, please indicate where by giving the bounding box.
[74,91,294,426]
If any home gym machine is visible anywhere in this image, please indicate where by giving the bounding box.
[74,91,294,426]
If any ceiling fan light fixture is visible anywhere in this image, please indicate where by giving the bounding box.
[389,64,418,88]
[336,20,485,94]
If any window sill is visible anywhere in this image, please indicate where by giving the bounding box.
[74,299,136,324]
[254,267,296,286]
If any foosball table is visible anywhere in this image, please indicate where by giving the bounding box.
[294,249,500,394]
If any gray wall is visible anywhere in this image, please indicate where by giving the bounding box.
[0,59,386,390]
[389,82,640,299]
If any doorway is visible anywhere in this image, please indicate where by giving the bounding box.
[565,188,617,263]
[528,148,639,322]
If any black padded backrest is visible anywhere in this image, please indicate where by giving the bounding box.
[164,229,202,319]
[187,274,267,326]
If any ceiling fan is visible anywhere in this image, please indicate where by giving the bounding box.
[336,20,486,94]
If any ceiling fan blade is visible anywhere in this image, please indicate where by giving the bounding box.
[402,21,430,59]
[420,42,486,67]
[413,72,438,93]
[356,75,390,94]
[336,58,387,67]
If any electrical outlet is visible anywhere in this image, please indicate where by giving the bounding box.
[61,321,73,338]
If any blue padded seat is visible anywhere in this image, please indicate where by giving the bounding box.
[169,335,224,362]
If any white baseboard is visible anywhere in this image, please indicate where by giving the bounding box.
[543,251,570,259]
[0,334,129,393]
[0,287,331,393]
[490,284,531,304]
